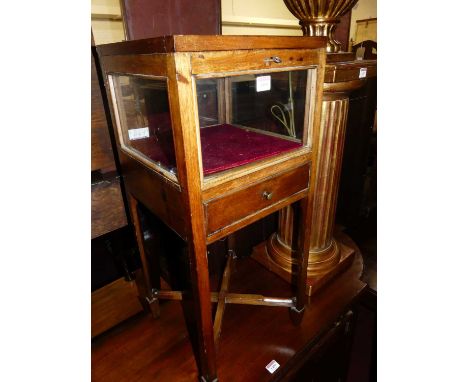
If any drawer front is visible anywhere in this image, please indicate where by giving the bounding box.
[191,49,321,75]
[205,164,310,236]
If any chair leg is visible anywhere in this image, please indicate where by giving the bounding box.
[128,194,160,318]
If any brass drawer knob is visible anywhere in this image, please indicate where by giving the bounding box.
[262,191,273,200]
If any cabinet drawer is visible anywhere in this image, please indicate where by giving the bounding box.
[205,164,310,237]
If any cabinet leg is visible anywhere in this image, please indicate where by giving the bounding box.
[128,194,160,318]
[186,238,217,382]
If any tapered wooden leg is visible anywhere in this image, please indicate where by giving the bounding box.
[186,237,217,382]
[128,194,160,318]
[290,197,313,325]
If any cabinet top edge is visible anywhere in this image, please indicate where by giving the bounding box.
[97,35,327,56]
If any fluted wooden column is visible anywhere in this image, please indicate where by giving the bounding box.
[252,59,376,295]
[267,86,352,275]
[254,78,368,295]
[251,1,377,295]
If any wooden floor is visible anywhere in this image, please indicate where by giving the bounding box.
[92,234,366,382]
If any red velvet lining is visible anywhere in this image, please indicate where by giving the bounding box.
[129,119,302,175]
[200,124,302,175]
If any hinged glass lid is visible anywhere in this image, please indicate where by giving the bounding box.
[111,74,177,176]
[195,68,313,176]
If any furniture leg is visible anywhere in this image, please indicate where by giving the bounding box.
[128,194,160,318]
[290,197,313,324]
[186,237,218,382]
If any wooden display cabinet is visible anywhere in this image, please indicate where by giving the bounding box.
[97,35,326,382]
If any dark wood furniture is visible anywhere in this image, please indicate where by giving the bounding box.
[92,229,366,382]
[97,35,327,381]
[91,39,143,337]
[352,40,377,60]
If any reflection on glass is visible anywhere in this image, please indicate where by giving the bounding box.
[196,70,309,176]
[112,75,177,175]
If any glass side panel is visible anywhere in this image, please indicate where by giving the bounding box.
[196,69,310,177]
[112,75,177,176]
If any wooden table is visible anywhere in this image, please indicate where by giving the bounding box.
[92,231,365,382]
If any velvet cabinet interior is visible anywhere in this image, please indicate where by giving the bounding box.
[98,35,326,382]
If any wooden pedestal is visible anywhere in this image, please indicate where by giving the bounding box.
[252,229,355,296]
[252,58,376,296]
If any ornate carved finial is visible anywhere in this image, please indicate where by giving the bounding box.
[283,0,359,53]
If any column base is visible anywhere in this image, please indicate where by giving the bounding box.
[251,235,355,297]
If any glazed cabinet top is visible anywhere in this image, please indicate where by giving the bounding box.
[98,35,326,240]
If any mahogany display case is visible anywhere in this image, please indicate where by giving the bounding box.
[97,35,326,382]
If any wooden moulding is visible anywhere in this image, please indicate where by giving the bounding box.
[97,35,328,56]
[100,54,168,77]
[191,49,322,75]
[325,59,377,83]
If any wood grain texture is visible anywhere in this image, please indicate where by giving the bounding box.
[97,35,328,56]
[205,164,309,236]
[202,152,312,199]
[119,155,187,239]
[205,189,308,245]
[191,49,322,75]
[169,53,217,381]
[91,277,142,337]
[91,179,127,239]
[100,54,168,77]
